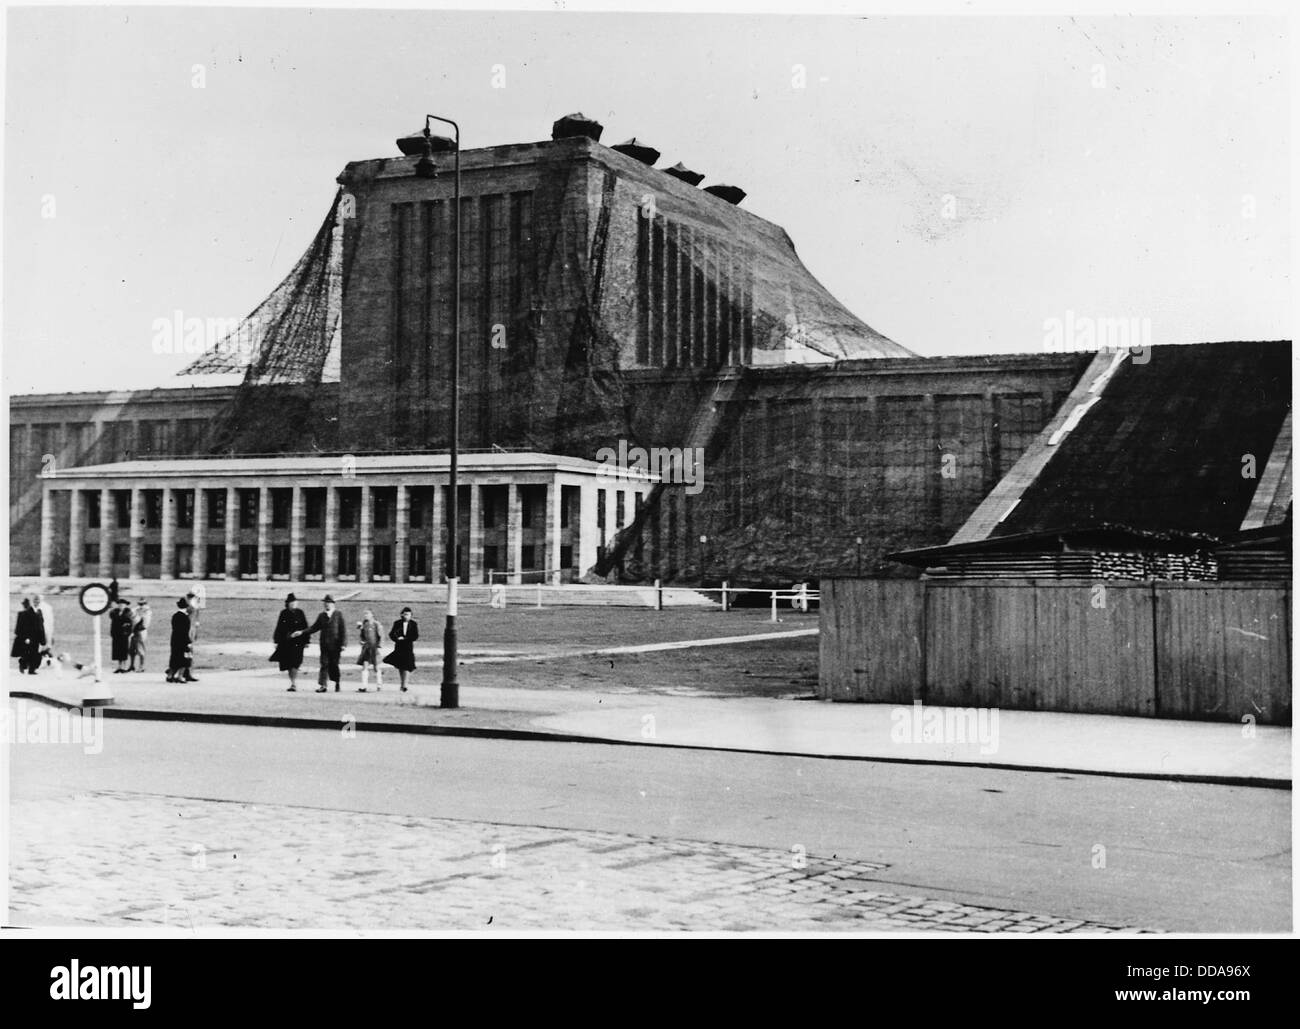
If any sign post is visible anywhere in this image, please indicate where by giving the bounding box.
[78,582,114,706]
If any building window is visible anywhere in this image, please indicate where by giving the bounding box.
[239,490,258,529]
[560,488,570,529]
[113,543,130,566]
[271,490,292,530]
[143,543,161,566]
[115,493,131,529]
[84,543,100,567]
[560,544,573,569]
[408,545,428,579]
[521,490,533,528]
[410,493,424,529]
[177,490,195,529]
[239,544,259,576]
[305,491,325,529]
[483,545,499,575]
[483,493,496,529]
[338,545,358,576]
[87,492,101,529]
[339,491,358,530]
[271,545,291,576]
[373,545,392,578]
[522,544,536,569]
[209,491,227,530]
[597,489,607,529]
[616,491,625,529]
[206,544,226,576]
[175,544,194,575]
[374,493,390,529]
[145,492,163,529]
[304,545,324,577]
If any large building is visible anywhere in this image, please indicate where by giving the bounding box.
[14,114,1255,586]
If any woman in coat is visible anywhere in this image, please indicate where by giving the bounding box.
[382,607,419,692]
[355,609,383,692]
[166,598,194,683]
[109,598,133,673]
[270,593,309,692]
[11,598,45,674]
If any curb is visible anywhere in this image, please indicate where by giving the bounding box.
[9,690,1291,791]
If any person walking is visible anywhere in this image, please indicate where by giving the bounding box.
[355,609,383,692]
[110,597,133,673]
[11,598,45,674]
[302,595,346,693]
[128,598,152,672]
[166,598,195,683]
[382,606,419,692]
[270,593,309,691]
[184,589,202,682]
[32,592,57,675]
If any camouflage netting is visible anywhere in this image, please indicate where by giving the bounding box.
[177,136,1009,585]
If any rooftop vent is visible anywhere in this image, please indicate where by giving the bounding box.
[612,138,661,165]
[551,112,603,142]
[664,162,705,186]
[396,131,456,157]
[703,183,746,205]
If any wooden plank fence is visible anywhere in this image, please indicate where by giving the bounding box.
[820,578,1291,725]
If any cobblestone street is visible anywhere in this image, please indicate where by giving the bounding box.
[10,791,1139,933]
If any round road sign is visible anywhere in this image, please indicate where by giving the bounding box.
[79,582,113,617]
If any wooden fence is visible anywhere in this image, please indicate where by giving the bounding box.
[820,578,1291,725]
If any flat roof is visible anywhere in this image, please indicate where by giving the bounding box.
[47,451,659,482]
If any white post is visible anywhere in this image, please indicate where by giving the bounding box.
[770,590,778,623]
[655,578,663,611]
[722,580,729,612]
[536,583,542,609]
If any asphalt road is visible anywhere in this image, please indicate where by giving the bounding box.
[9,718,1291,932]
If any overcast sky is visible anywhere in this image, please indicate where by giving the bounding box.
[3,7,1290,394]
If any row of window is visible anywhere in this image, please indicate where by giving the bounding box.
[81,542,573,578]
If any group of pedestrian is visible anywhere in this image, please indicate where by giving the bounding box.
[271,593,418,693]
[11,592,53,674]
[108,597,152,673]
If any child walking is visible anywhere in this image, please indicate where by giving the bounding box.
[356,609,383,692]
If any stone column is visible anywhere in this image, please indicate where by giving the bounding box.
[394,484,410,583]
[577,482,600,577]
[358,484,373,582]
[507,483,523,585]
[160,487,176,579]
[546,479,563,585]
[256,486,272,581]
[289,486,304,581]
[128,486,144,580]
[193,488,208,579]
[39,484,56,578]
[224,486,239,579]
[468,483,484,584]
[98,487,115,577]
[323,486,338,580]
[431,483,445,581]
[68,489,85,577]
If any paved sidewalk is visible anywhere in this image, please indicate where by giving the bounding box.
[12,663,1290,786]
[9,789,1144,933]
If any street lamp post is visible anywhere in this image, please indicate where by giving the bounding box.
[416,113,461,709]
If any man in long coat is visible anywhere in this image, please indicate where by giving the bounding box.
[302,594,346,692]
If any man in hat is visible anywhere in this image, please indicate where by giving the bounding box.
[301,594,346,692]
[272,593,309,691]
[167,598,195,683]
